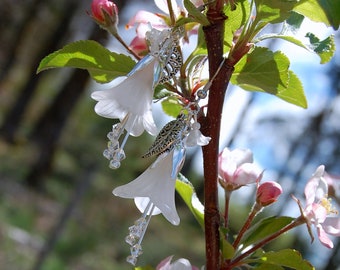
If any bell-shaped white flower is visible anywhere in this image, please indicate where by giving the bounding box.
[113,146,185,225]
[113,145,186,265]
[91,55,158,137]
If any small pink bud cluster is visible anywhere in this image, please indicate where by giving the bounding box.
[256,181,282,206]
[91,0,119,31]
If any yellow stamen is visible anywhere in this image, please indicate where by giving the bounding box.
[320,196,338,215]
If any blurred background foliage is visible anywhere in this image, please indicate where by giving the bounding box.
[0,0,339,269]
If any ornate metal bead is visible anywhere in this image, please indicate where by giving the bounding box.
[142,114,187,158]
[158,45,182,84]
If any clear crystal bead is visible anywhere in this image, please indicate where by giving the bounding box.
[112,124,122,139]
[107,140,119,151]
[114,148,126,161]
[109,159,120,169]
[103,149,112,160]
[125,234,137,246]
[107,131,114,141]
[126,255,137,266]
[131,244,143,256]
[134,217,147,227]
[128,225,141,237]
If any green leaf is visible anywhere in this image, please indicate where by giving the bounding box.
[240,216,294,249]
[186,54,207,89]
[153,85,173,100]
[176,174,204,228]
[256,33,335,64]
[231,47,307,108]
[161,96,183,117]
[318,0,340,30]
[294,0,340,30]
[189,26,207,60]
[254,263,284,270]
[255,34,309,50]
[254,249,314,270]
[286,11,305,30]
[231,47,290,94]
[276,70,307,108]
[255,0,298,24]
[175,16,199,27]
[37,40,136,83]
[224,0,251,51]
[220,228,235,260]
[183,0,210,26]
[305,33,335,64]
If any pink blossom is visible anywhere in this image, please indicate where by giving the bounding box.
[218,148,262,190]
[129,35,149,56]
[126,0,203,56]
[301,165,340,248]
[256,181,282,206]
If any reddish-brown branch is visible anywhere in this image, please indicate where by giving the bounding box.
[200,8,234,270]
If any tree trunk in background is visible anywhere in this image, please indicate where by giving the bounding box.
[0,0,78,142]
[0,0,44,81]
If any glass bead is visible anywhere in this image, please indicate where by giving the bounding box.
[125,234,137,246]
[197,89,207,99]
[107,140,119,151]
[134,217,147,227]
[131,244,143,256]
[128,225,142,237]
[114,148,126,161]
[107,131,114,140]
[103,149,112,160]
[126,255,137,266]
[109,160,120,169]
[111,124,123,140]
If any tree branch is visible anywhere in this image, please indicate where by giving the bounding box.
[201,8,234,270]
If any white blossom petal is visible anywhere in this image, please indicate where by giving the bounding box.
[231,148,253,166]
[304,165,328,206]
[322,217,340,236]
[154,0,179,15]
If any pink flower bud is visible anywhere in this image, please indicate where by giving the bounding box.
[256,181,282,206]
[91,0,119,29]
[129,36,149,57]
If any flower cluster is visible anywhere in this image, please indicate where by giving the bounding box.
[89,0,210,265]
[89,0,340,268]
